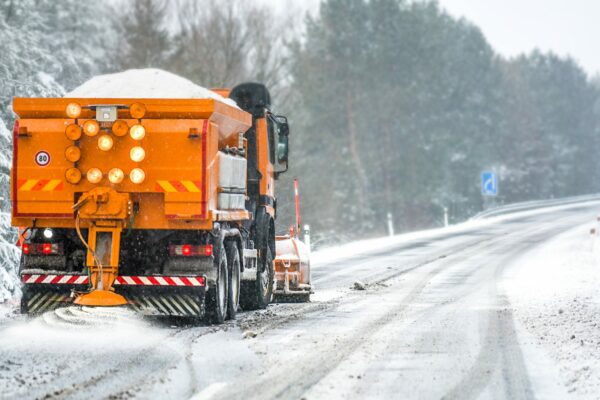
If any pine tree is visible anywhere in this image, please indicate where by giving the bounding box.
[112,0,171,70]
[169,0,294,95]
[289,0,504,238]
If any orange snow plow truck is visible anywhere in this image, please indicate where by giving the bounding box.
[11,83,308,323]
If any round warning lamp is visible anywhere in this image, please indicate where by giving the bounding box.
[97,135,114,151]
[65,167,82,184]
[86,168,103,184]
[65,124,82,141]
[112,120,129,137]
[130,102,147,119]
[83,120,100,137]
[108,168,125,184]
[66,103,82,119]
[129,124,146,141]
[129,168,145,184]
[65,146,81,163]
[130,146,145,162]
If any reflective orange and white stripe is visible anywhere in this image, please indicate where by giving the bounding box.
[21,274,205,286]
[155,180,202,193]
[114,276,205,286]
[22,274,88,284]
[18,179,64,191]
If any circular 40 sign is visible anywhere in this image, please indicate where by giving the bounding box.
[35,151,51,167]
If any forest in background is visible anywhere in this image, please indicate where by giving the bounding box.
[1,0,600,250]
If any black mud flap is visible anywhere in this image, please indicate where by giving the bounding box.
[21,285,78,314]
[118,286,206,318]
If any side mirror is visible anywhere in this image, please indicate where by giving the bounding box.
[274,115,289,174]
[277,135,289,163]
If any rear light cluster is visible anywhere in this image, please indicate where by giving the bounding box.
[169,244,213,257]
[23,243,64,256]
[63,102,147,186]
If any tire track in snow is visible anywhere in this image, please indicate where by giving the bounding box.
[218,233,514,400]
[222,215,581,400]
[439,220,578,400]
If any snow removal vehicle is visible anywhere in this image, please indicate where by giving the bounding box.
[273,179,312,302]
[11,82,291,323]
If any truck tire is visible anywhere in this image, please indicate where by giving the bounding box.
[205,243,228,324]
[226,241,241,320]
[240,245,274,310]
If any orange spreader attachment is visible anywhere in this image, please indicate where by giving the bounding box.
[72,187,130,307]
[74,290,127,307]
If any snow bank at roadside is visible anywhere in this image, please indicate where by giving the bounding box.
[0,120,21,305]
[312,199,600,267]
[504,223,600,398]
[0,119,10,170]
[0,211,20,304]
[65,68,238,108]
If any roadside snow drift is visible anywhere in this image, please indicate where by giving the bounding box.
[0,120,20,304]
[0,119,11,171]
[65,68,238,107]
[505,224,600,397]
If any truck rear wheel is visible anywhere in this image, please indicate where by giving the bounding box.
[240,245,273,310]
[205,244,228,324]
[226,241,241,320]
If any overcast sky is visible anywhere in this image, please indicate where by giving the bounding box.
[265,0,600,76]
[437,0,600,76]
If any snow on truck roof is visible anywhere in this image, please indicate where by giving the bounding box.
[65,68,238,108]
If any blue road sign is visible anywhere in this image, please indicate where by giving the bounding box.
[481,171,498,196]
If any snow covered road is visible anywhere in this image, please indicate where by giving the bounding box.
[1,202,599,399]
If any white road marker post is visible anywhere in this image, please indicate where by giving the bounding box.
[303,224,311,254]
[387,212,394,237]
[443,207,449,227]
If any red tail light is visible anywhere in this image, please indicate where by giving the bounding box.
[12,120,19,137]
[22,243,63,255]
[169,244,213,257]
[42,243,52,255]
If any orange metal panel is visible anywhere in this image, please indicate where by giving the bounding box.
[11,97,253,230]
[206,122,220,212]
[13,98,251,132]
[256,118,275,200]
[11,121,203,225]
[210,88,231,98]
[13,194,214,230]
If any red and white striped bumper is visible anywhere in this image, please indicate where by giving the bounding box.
[21,274,206,287]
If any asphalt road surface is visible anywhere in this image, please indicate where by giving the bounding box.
[1,202,598,400]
